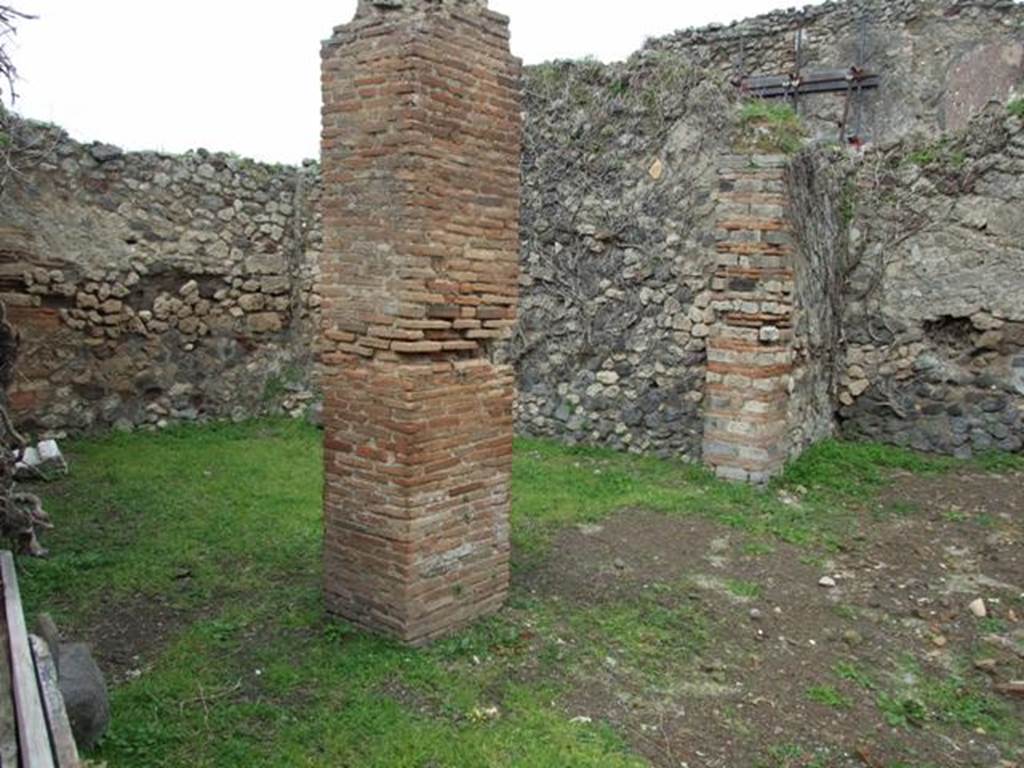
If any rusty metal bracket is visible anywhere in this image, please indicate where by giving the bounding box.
[738,68,880,99]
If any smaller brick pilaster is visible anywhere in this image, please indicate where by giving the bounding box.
[703,155,796,484]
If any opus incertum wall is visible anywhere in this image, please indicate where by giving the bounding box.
[319,0,522,644]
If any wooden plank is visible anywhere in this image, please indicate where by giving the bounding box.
[0,602,18,768]
[0,553,55,768]
[29,638,78,768]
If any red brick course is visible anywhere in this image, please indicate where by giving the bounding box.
[322,359,514,643]
[319,0,520,644]
[703,156,795,484]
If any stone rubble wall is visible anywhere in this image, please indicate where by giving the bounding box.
[646,0,1024,143]
[0,119,322,433]
[513,57,735,459]
[838,108,1024,457]
[511,0,1023,462]
[0,0,1021,467]
[785,147,851,455]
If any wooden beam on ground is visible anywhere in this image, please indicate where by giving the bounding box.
[29,638,78,768]
[0,598,18,768]
[0,553,54,768]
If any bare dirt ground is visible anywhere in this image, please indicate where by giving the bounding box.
[523,469,1024,767]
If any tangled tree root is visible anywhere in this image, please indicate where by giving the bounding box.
[1,300,52,557]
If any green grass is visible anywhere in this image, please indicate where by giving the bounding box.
[566,591,710,678]
[906,137,968,170]
[978,617,1008,634]
[834,661,875,691]
[23,421,651,767]
[908,147,938,166]
[15,421,1021,766]
[779,439,951,496]
[875,659,1017,741]
[1008,98,1024,119]
[973,450,1024,473]
[806,684,852,710]
[512,437,931,560]
[840,179,858,227]
[945,508,968,523]
[759,743,836,768]
[738,101,806,154]
[725,579,761,599]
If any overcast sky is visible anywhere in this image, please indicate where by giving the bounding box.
[8,1,825,164]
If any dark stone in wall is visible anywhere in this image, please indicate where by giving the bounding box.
[837,107,1024,458]
[646,0,1024,145]
[512,55,734,459]
[0,118,323,434]
[1,0,1021,462]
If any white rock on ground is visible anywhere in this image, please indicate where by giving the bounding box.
[15,439,68,479]
[969,598,988,618]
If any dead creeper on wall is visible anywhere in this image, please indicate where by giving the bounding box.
[0,301,52,557]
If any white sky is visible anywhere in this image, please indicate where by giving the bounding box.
[8,1,825,164]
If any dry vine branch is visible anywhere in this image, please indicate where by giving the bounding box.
[0,4,51,557]
[0,303,51,556]
[0,4,33,102]
[0,297,15,392]
[1,5,54,199]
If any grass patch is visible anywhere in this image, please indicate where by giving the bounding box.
[566,592,709,678]
[874,499,920,520]
[513,437,944,561]
[905,137,968,169]
[16,422,1022,766]
[725,579,761,599]
[840,178,858,226]
[738,100,806,154]
[760,743,837,768]
[832,604,859,622]
[944,508,968,523]
[978,617,1008,634]
[834,661,875,690]
[876,660,1018,742]
[1008,98,1024,119]
[806,684,852,710]
[973,450,1024,473]
[779,440,951,498]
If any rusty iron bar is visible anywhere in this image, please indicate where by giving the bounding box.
[739,68,880,99]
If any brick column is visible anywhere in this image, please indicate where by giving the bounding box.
[703,155,795,484]
[319,0,521,645]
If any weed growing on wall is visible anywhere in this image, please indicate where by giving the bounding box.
[738,100,806,154]
[1009,98,1024,119]
[906,136,966,169]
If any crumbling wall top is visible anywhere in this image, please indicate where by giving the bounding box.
[327,0,509,52]
[356,0,490,13]
[350,0,509,25]
[647,0,1023,52]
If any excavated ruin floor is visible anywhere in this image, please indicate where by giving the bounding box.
[19,421,1024,767]
[525,474,1024,767]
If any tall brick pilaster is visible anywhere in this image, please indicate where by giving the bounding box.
[703,155,795,484]
[319,0,521,645]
